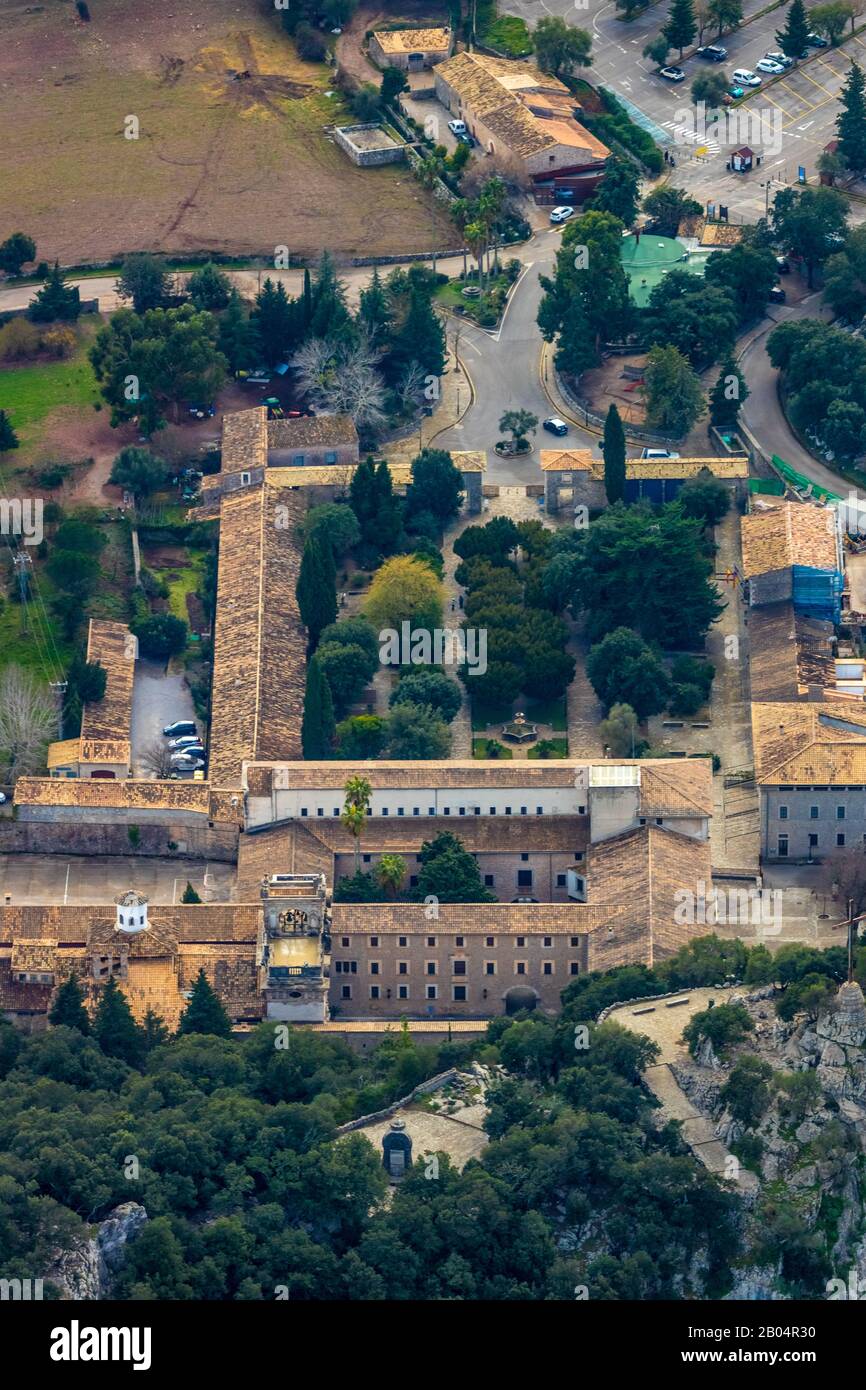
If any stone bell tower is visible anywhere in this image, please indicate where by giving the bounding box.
[256,873,330,1022]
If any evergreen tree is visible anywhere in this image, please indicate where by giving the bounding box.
[664,0,697,57]
[310,252,353,340]
[709,357,749,427]
[49,975,90,1034]
[93,978,144,1066]
[28,262,80,323]
[302,268,312,329]
[411,832,496,903]
[118,252,171,313]
[0,232,36,275]
[590,156,640,226]
[181,881,202,903]
[251,278,299,367]
[603,403,627,505]
[837,62,866,175]
[0,409,19,452]
[371,459,404,555]
[218,291,257,375]
[776,0,810,60]
[390,285,446,378]
[178,968,232,1038]
[302,654,336,758]
[296,534,338,647]
[142,1009,169,1052]
[358,267,391,343]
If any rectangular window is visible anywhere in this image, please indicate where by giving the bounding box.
[453,985,467,1002]
[516,937,526,948]
[838,806,846,820]
[398,985,409,1000]
[317,807,324,817]
[301,807,308,817]
[810,806,819,819]
[456,936,464,947]
[485,961,496,975]
[777,835,789,857]
[779,805,788,820]
[370,937,378,948]
[809,833,818,848]
[838,832,846,847]
[427,936,436,947]
[381,808,388,817]
[521,853,529,862]
[543,937,552,948]
[489,806,496,815]
[341,985,352,999]
[409,875,418,888]
[517,869,533,888]
[570,962,579,976]
[459,807,466,816]
[398,961,408,975]
[444,807,450,816]
[370,985,380,1000]
[370,961,380,975]
[426,985,437,1000]
[543,962,553,976]
[413,808,420,817]
[341,937,350,948]
[516,961,527,976]
[486,936,495,947]
[520,806,527,816]
[398,807,404,817]
[557,874,567,887]
[453,960,467,975]
[484,874,494,886]
[324,451,337,465]
[536,806,543,815]
[293,454,305,466]
[399,936,407,948]
[505,806,512,816]
[570,936,579,947]
[429,807,435,816]
[426,961,437,975]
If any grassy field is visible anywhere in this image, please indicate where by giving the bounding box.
[0,329,100,450]
[0,0,453,264]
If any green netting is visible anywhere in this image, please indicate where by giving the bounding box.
[620,234,710,309]
[771,454,843,503]
[749,477,785,495]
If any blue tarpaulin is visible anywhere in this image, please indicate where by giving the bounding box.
[792,565,843,624]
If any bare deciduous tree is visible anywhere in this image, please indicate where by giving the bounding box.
[292,335,387,433]
[136,737,174,779]
[0,665,58,783]
[816,844,866,918]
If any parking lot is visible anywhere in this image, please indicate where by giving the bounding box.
[130,659,199,778]
[0,855,235,906]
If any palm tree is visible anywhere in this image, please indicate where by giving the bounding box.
[341,775,372,874]
[478,176,506,279]
[376,854,406,899]
[464,220,488,292]
[451,197,473,279]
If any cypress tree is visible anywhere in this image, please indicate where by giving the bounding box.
[181,881,202,903]
[603,403,627,505]
[302,268,312,328]
[93,978,144,1066]
[302,654,336,758]
[178,968,232,1038]
[392,286,446,377]
[218,291,257,375]
[0,409,19,452]
[296,534,337,647]
[142,1008,169,1051]
[776,0,810,61]
[28,262,80,323]
[49,974,90,1034]
[837,62,866,175]
[709,357,749,427]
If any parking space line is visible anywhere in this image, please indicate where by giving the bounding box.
[63,863,70,905]
[795,68,837,98]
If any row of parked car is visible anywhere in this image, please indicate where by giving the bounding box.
[162,719,205,774]
[658,33,828,89]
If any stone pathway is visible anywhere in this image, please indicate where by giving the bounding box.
[566,621,605,758]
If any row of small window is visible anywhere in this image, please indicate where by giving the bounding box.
[335,959,562,976]
[301,805,587,818]
[339,935,583,949]
[339,970,579,1001]
[778,805,852,820]
[776,833,861,854]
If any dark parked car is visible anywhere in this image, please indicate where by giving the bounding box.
[542,416,569,436]
[769,286,787,304]
[697,44,727,61]
[776,256,790,273]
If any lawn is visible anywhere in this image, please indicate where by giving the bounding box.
[527,739,568,759]
[0,557,73,681]
[471,695,568,733]
[472,738,513,760]
[162,553,207,626]
[0,331,100,448]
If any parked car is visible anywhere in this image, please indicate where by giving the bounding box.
[456,131,477,147]
[164,719,197,738]
[179,746,205,761]
[756,58,786,74]
[641,448,681,460]
[447,118,467,136]
[769,285,787,303]
[543,416,569,436]
[659,66,686,82]
[776,256,791,273]
[0,792,6,805]
[763,50,793,68]
[807,32,829,47]
[732,69,762,86]
[697,44,727,61]
[170,753,205,769]
[549,205,575,224]
[728,84,745,100]
[168,734,202,749]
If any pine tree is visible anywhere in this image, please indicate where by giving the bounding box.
[664,0,697,57]
[709,357,749,427]
[0,409,19,452]
[296,534,337,647]
[837,62,866,175]
[28,262,81,323]
[358,267,391,343]
[49,975,90,1034]
[391,286,446,377]
[776,0,810,61]
[93,978,144,1066]
[302,268,312,329]
[302,654,336,758]
[178,968,232,1038]
[603,403,627,505]
[310,252,353,340]
[251,278,298,367]
[181,881,202,903]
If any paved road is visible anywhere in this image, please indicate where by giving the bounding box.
[0,853,234,905]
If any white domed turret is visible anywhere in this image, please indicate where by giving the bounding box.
[115,891,149,935]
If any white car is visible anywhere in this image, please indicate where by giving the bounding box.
[641,448,681,460]
[756,58,785,74]
[659,66,686,83]
[550,205,575,224]
[732,68,762,87]
[447,119,467,136]
[168,734,201,750]
[0,792,6,805]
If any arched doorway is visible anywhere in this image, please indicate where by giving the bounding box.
[503,986,539,1016]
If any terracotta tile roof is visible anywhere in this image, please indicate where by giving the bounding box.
[638,761,714,817]
[748,603,836,702]
[12,778,244,824]
[541,450,747,480]
[741,502,839,579]
[221,406,268,474]
[330,901,632,936]
[267,463,412,488]
[436,51,609,162]
[450,451,486,473]
[589,823,712,959]
[208,482,305,785]
[79,621,136,761]
[0,904,260,947]
[268,415,358,449]
[752,701,866,784]
[372,26,451,52]
[539,448,595,473]
[46,738,81,769]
